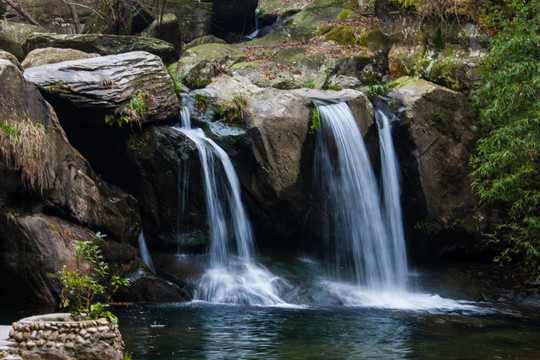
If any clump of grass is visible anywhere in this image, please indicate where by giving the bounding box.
[217,95,247,123]
[105,89,152,128]
[0,116,50,192]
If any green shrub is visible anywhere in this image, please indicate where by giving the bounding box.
[48,232,130,322]
[470,1,540,280]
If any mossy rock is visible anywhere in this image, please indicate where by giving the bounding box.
[356,27,388,52]
[184,35,227,50]
[269,46,309,64]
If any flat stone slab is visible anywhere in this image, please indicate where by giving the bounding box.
[0,325,11,346]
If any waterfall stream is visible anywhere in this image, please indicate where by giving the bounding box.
[173,108,288,305]
[313,101,406,289]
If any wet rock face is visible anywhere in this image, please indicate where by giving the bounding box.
[23,51,180,127]
[237,87,376,246]
[387,77,485,257]
[117,126,207,253]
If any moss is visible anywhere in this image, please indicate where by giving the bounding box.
[187,78,212,89]
[282,9,301,18]
[309,106,320,135]
[356,27,387,51]
[324,26,364,46]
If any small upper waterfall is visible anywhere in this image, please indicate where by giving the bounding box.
[173,107,288,305]
[138,232,156,274]
[313,101,408,290]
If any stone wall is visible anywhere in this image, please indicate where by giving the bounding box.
[8,314,122,360]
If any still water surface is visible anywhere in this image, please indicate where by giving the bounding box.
[116,301,540,360]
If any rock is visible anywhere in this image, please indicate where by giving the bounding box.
[143,13,182,50]
[376,0,489,91]
[184,35,226,50]
[0,59,174,305]
[387,77,483,257]
[112,126,205,253]
[23,51,180,126]
[22,33,178,64]
[0,21,45,44]
[0,49,22,70]
[237,87,376,245]
[0,32,24,61]
[187,75,262,145]
[170,43,246,89]
[21,47,100,69]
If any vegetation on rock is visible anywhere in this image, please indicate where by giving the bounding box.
[48,232,130,322]
[470,0,539,280]
[0,116,49,192]
[218,95,247,123]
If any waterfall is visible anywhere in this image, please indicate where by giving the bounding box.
[173,108,288,305]
[313,101,408,290]
[138,232,156,274]
[375,109,409,287]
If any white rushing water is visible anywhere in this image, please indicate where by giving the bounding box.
[375,108,409,287]
[174,108,288,305]
[138,232,156,274]
[312,101,480,312]
[313,101,407,289]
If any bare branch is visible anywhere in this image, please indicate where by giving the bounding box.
[4,0,41,26]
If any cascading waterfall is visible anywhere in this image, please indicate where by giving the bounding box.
[313,100,408,290]
[375,108,409,287]
[312,101,480,311]
[173,107,288,305]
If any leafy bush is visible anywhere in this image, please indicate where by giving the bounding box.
[48,232,130,322]
[470,1,539,279]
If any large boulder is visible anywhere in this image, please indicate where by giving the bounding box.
[237,87,376,245]
[387,77,484,257]
[0,20,45,44]
[0,59,184,304]
[21,47,100,69]
[112,126,206,253]
[22,33,178,64]
[142,13,182,50]
[23,51,180,127]
[170,43,247,89]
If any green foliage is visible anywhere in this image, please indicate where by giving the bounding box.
[218,95,247,123]
[305,79,316,89]
[105,89,149,127]
[470,1,540,279]
[309,107,320,135]
[366,81,392,97]
[166,65,187,94]
[48,232,130,320]
[414,219,435,234]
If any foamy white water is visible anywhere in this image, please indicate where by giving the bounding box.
[174,108,287,305]
[313,101,408,289]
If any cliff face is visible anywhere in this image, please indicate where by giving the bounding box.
[0,0,496,304]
